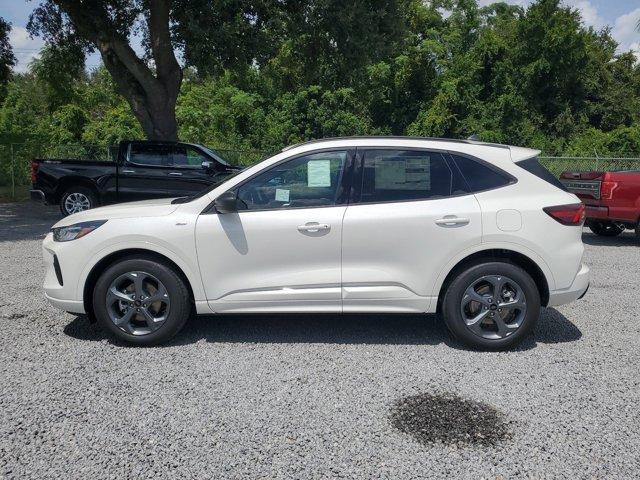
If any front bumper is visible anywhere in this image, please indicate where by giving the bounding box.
[547,263,590,307]
[42,233,86,314]
[44,293,85,314]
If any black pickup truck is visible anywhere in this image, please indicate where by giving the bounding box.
[30,140,242,215]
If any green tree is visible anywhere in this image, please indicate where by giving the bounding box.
[0,17,16,101]
[1,0,638,170]
[29,0,182,140]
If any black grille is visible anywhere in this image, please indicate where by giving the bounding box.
[53,254,63,286]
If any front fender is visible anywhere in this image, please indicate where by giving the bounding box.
[76,238,206,303]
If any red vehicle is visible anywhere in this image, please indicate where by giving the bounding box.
[560,170,640,238]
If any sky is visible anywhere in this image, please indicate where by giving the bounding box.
[1,0,639,73]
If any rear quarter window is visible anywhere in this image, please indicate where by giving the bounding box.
[450,154,514,192]
[517,157,568,191]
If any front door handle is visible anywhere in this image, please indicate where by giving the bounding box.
[435,216,470,227]
[297,222,330,233]
[168,172,183,176]
[121,169,136,174]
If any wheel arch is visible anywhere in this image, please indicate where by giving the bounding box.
[82,248,196,320]
[436,248,550,310]
[56,177,100,203]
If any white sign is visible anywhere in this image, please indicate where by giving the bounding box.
[307,160,332,187]
[374,156,430,190]
[275,188,290,202]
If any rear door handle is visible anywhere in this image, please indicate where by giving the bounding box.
[435,216,470,227]
[168,172,183,176]
[121,169,136,174]
[297,222,330,233]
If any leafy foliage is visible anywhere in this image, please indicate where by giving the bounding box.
[2,0,640,185]
[0,17,16,100]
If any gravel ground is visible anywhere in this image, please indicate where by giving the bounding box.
[0,201,639,479]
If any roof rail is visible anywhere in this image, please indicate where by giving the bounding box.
[281,136,510,152]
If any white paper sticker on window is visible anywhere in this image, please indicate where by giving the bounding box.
[307,160,331,187]
[375,159,407,189]
[374,156,430,190]
[275,188,290,202]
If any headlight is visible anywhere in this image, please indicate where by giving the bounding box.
[52,220,107,242]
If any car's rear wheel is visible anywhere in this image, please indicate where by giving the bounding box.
[92,257,191,346]
[587,220,625,237]
[442,261,540,350]
[60,186,97,216]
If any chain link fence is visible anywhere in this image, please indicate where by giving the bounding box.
[539,156,640,177]
[1,142,639,201]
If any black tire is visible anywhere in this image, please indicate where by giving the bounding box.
[60,186,98,216]
[92,256,192,346]
[442,261,541,351]
[587,220,624,237]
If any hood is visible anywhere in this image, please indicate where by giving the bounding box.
[53,197,179,228]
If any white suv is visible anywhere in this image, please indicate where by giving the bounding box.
[42,137,589,349]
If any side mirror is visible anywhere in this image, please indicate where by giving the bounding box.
[202,160,213,171]
[214,190,239,214]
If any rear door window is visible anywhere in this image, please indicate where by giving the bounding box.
[356,149,455,203]
[129,144,171,167]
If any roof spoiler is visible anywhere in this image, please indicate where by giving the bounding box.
[510,146,542,163]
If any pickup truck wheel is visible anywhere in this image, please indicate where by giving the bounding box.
[587,220,625,237]
[92,257,192,346]
[60,187,97,216]
[442,262,540,351]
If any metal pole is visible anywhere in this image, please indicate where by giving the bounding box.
[10,143,15,200]
[593,149,599,171]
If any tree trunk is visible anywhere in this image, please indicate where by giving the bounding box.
[56,0,182,141]
[99,42,180,141]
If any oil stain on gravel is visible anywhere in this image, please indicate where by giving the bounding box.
[390,392,512,446]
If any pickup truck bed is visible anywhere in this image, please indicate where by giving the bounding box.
[560,170,640,238]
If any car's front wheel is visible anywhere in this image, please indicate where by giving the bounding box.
[92,256,192,345]
[441,261,540,350]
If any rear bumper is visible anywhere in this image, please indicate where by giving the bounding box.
[30,189,48,204]
[584,204,637,225]
[547,263,590,307]
[585,205,608,220]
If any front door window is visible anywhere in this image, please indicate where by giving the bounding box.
[236,151,348,210]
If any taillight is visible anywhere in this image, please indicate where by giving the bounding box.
[543,203,586,226]
[30,161,39,184]
[600,181,618,200]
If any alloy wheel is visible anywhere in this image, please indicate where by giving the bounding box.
[106,271,171,335]
[460,275,527,340]
[64,192,91,214]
